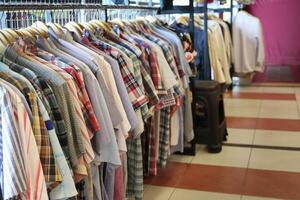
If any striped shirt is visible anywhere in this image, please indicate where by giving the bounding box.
[4,59,70,165]
[0,84,48,200]
[35,49,101,138]
[0,70,61,187]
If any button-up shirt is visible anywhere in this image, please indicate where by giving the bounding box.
[0,62,62,186]
[4,44,87,178]
[0,82,49,200]
[36,49,101,138]
[86,37,148,112]
[3,58,71,164]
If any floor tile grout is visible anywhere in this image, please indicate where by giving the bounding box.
[147,86,300,199]
[295,94,300,119]
[167,188,177,200]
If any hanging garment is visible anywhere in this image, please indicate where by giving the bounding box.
[233,11,265,74]
[0,16,194,200]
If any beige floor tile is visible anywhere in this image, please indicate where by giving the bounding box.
[249,149,300,173]
[262,87,295,94]
[225,99,261,117]
[242,195,281,200]
[226,128,255,145]
[192,145,251,168]
[168,154,194,164]
[294,87,300,94]
[232,86,264,93]
[143,186,175,200]
[144,184,150,193]
[295,94,300,111]
[170,189,241,200]
[254,130,300,147]
[295,93,300,101]
[224,98,229,106]
[259,100,299,119]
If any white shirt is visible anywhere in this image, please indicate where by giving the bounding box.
[233,11,265,73]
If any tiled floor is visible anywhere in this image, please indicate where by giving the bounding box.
[144,85,300,200]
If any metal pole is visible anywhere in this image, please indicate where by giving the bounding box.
[104,8,107,22]
[203,0,210,80]
[230,0,233,27]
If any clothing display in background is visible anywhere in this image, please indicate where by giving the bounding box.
[233,10,265,74]
[171,14,232,84]
[0,17,194,200]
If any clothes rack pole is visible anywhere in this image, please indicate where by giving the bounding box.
[203,0,210,80]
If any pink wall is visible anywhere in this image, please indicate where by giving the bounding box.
[247,0,300,65]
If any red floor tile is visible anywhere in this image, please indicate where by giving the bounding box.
[177,164,247,195]
[256,118,300,132]
[227,117,258,129]
[227,117,300,131]
[243,169,300,200]
[145,162,300,199]
[225,92,296,100]
[144,162,189,187]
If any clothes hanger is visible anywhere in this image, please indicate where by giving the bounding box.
[110,18,125,28]
[176,16,189,26]
[0,31,9,46]
[3,28,19,39]
[0,30,16,45]
[31,21,49,38]
[65,21,83,37]
[47,10,64,38]
[91,20,112,32]
[16,29,36,40]
[81,22,95,33]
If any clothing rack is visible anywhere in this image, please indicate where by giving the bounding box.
[157,0,234,81]
[157,0,234,155]
[0,4,158,11]
[0,3,158,29]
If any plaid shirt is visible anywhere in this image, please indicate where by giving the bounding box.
[143,33,179,79]
[145,35,184,103]
[126,137,144,200]
[142,114,157,176]
[4,58,70,164]
[126,34,163,91]
[0,84,49,200]
[120,33,160,109]
[102,32,156,120]
[36,49,101,138]
[158,107,171,167]
[85,36,149,112]
[0,71,61,186]
[29,54,95,165]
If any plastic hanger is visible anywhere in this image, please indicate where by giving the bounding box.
[110,18,125,27]
[0,31,9,46]
[31,21,49,38]
[47,22,64,38]
[65,21,83,38]
[16,29,35,40]
[81,22,95,33]
[0,30,15,44]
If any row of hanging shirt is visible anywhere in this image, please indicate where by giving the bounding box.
[0,14,194,200]
[170,13,233,84]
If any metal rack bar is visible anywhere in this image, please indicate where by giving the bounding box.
[203,0,210,80]
[0,4,158,11]
[230,0,233,26]
[158,6,232,15]
[158,6,205,14]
